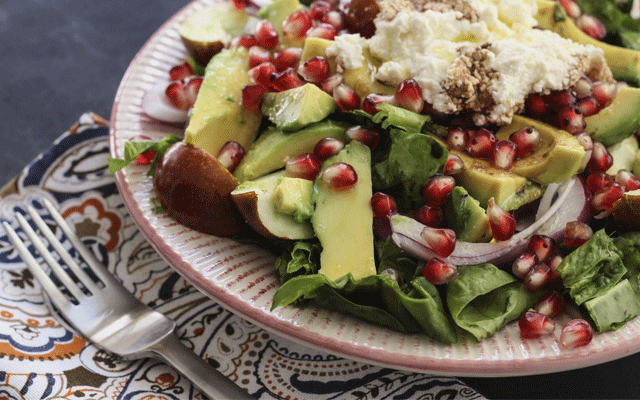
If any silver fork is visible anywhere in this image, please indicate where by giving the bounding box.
[3,199,254,400]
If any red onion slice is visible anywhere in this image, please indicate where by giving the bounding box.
[141,82,189,123]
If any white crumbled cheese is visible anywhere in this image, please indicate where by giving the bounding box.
[330,0,610,125]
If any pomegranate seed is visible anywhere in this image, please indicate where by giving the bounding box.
[591,182,624,210]
[314,137,345,161]
[466,129,496,159]
[322,10,344,30]
[525,93,550,117]
[577,96,600,117]
[444,153,465,175]
[509,126,540,159]
[414,205,443,227]
[242,84,268,111]
[305,23,337,40]
[255,20,279,49]
[319,73,343,94]
[362,93,396,115]
[447,126,467,151]
[519,310,555,339]
[421,258,459,285]
[233,34,259,49]
[286,153,321,180]
[395,79,424,113]
[309,0,332,20]
[232,0,249,9]
[587,142,614,172]
[131,135,155,165]
[420,227,456,258]
[184,76,203,105]
[249,61,277,87]
[534,290,567,318]
[380,268,403,285]
[544,89,576,112]
[165,81,190,110]
[556,105,586,134]
[547,251,564,272]
[370,192,397,217]
[297,56,331,83]
[564,221,594,248]
[493,139,517,170]
[573,75,593,98]
[248,46,271,68]
[512,250,539,279]
[333,84,361,111]
[421,175,456,207]
[345,125,380,151]
[282,10,313,39]
[524,263,552,292]
[576,14,606,40]
[216,141,246,172]
[560,319,594,349]
[169,62,194,81]
[559,0,582,19]
[575,132,594,151]
[273,47,302,71]
[373,216,392,240]
[586,170,613,193]
[528,235,556,263]
[270,67,304,92]
[321,162,358,189]
[616,169,640,191]
[592,81,617,108]
[487,197,516,241]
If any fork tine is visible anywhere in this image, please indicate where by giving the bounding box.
[14,212,86,301]
[26,205,101,293]
[3,221,73,311]
[42,199,118,286]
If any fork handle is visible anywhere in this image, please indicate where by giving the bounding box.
[150,333,255,399]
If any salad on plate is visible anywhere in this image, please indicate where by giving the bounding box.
[109,0,640,348]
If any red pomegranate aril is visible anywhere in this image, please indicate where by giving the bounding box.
[370,192,397,217]
[314,137,344,161]
[559,0,581,19]
[286,153,321,180]
[297,56,331,83]
[586,170,613,193]
[444,153,465,175]
[232,0,249,9]
[319,73,344,94]
[528,234,556,263]
[184,77,203,105]
[509,126,540,159]
[524,263,552,292]
[321,162,358,189]
[573,75,593,98]
[466,129,496,159]
[576,14,606,40]
[544,89,576,112]
[616,169,640,191]
[373,215,392,240]
[306,23,337,40]
[242,84,268,111]
[322,10,344,30]
[420,227,456,258]
[333,84,361,111]
[487,197,516,241]
[249,61,277,87]
[380,267,403,286]
[592,81,617,108]
[447,126,467,151]
[564,220,594,248]
[525,93,550,117]
[414,204,444,227]
[233,34,260,49]
[421,258,459,285]
[561,319,594,349]
[512,250,539,279]
[588,142,614,172]
[282,10,313,39]
[421,175,455,207]
[273,47,302,71]
[493,139,517,170]
[591,182,624,210]
[248,46,271,69]
[131,135,155,165]
[255,20,279,49]
[556,104,586,134]
[309,0,332,20]
[217,141,246,172]
[519,310,555,339]
[345,125,380,151]
[270,67,304,92]
[362,93,396,115]
[577,96,600,117]
[169,62,194,81]
[534,290,567,318]
[395,79,424,113]
[165,81,190,110]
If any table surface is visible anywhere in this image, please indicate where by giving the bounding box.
[2,1,639,398]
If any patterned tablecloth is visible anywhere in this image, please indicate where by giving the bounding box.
[0,113,487,400]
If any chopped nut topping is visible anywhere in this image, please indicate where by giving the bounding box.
[377,0,479,22]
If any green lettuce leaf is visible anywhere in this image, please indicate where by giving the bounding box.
[583,279,640,332]
[575,0,640,50]
[107,134,183,176]
[613,231,640,295]
[446,263,537,341]
[274,241,321,284]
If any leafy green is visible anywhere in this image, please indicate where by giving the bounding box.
[274,241,321,284]
[583,279,640,332]
[614,231,640,294]
[556,229,627,305]
[575,0,640,50]
[107,134,183,176]
[446,263,538,341]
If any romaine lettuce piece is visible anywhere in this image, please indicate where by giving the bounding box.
[613,232,640,295]
[583,279,640,332]
[446,263,537,341]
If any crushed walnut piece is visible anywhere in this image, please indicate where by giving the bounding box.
[376,0,479,22]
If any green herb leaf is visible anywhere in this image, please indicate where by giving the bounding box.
[107,134,182,176]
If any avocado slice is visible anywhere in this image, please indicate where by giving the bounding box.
[184,47,262,158]
[495,115,586,185]
[444,186,492,243]
[258,0,304,47]
[535,0,640,85]
[301,37,338,71]
[272,176,314,222]
[586,87,640,147]
[233,120,348,182]
[261,83,337,131]
[607,135,639,175]
[312,141,376,281]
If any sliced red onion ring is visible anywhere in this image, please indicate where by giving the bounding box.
[391,176,590,266]
[141,82,189,124]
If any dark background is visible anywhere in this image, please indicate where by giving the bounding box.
[2,1,639,398]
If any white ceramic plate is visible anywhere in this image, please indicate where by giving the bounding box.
[109,0,640,377]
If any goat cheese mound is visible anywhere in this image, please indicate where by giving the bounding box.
[327,0,612,125]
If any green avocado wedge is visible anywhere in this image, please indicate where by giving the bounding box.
[586,86,640,147]
[261,83,337,131]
